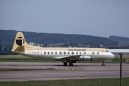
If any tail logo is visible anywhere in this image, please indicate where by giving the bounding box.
[11,32,28,53]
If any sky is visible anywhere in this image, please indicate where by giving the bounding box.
[0,0,129,37]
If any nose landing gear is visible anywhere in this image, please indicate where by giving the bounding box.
[102,60,105,66]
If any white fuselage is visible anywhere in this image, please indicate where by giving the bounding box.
[23,47,115,59]
[10,32,117,66]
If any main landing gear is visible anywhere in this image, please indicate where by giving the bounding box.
[63,62,67,66]
[69,61,73,66]
[102,60,105,66]
[63,60,74,66]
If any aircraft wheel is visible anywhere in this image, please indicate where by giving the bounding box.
[69,62,73,66]
[63,62,67,66]
[102,63,105,66]
[102,60,105,66]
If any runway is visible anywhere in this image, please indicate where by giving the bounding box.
[0,62,129,81]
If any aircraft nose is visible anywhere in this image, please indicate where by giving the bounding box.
[110,53,115,58]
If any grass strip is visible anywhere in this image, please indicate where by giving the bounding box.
[0,78,129,86]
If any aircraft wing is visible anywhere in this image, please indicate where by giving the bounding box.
[54,55,80,60]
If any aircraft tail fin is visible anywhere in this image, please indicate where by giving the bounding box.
[11,32,29,53]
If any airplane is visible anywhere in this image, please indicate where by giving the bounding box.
[11,32,115,66]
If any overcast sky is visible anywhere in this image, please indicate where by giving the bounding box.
[0,0,129,37]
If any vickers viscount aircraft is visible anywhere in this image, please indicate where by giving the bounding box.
[11,32,115,66]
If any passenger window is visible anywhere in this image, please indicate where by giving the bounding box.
[59,52,62,55]
[48,52,49,54]
[97,52,99,55]
[92,52,95,55]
